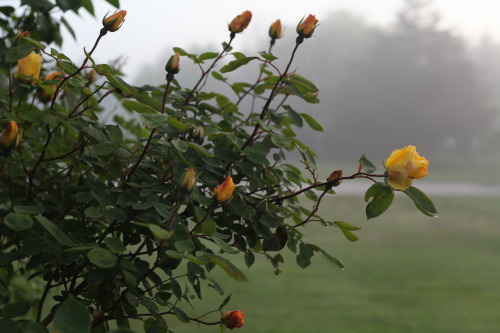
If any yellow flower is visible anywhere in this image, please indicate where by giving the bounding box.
[385,145,429,190]
[221,310,244,329]
[228,10,252,33]
[296,14,318,38]
[180,168,197,194]
[2,121,21,149]
[213,176,236,203]
[16,52,42,82]
[102,10,127,32]
[269,19,283,40]
[165,52,181,74]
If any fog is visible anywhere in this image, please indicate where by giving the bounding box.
[129,1,500,174]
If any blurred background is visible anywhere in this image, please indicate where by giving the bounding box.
[4,0,500,331]
[47,0,500,177]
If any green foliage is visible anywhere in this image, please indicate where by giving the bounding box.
[0,1,436,332]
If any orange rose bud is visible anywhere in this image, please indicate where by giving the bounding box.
[16,52,42,82]
[213,176,236,203]
[228,10,252,33]
[269,19,283,40]
[2,121,21,149]
[41,72,62,100]
[221,310,244,329]
[327,169,343,187]
[102,10,127,32]
[180,168,197,194]
[165,52,181,74]
[296,14,318,38]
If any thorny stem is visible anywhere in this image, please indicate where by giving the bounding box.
[126,77,173,182]
[268,171,387,203]
[240,38,302,151]
[50,29,106,110]
[184,33,235,106]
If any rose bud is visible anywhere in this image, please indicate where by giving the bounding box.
[102,10,127,32]
[2,120,21,149]
[296,14,318,38]
[213,176,236,203]
[228,10,252,34]
[165,52,181,75]
[221,310,244,329]
[269,19,283,40]
[16,52,42,82]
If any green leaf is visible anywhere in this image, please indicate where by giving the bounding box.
[172,307,190,323]
[13,205,43,214]
[20,37,46,50]
[187,142,214,157]
[211,236,239,254]
[359,154,376,173]
[132,222,172,240]
[53,296,91,333]
[339,229,359,242]
[105,237,127,254]
[140,113,168,127]
[199,52,219,61]
[107,75,133,95]
[87,248,117,268]
[220,57,259,73]
[271,132,292,148]
[403,186,438,217]
[284,105,303,127]
[109,125,123,146]
[209,255,248,281]
[365,183,394,219]
[259,51,278,61]
[333,221,362,231]
[5,44,35,62]
[124,100,157,114]
[1,301,30,319]
[300,113,323,132]
[36,216,78,247]
[315,248,346,269]
[167,116,190,131]
[4,213,33,231]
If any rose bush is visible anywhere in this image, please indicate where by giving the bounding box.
[0,1,437,332]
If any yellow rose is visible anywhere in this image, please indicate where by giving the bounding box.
[180,168,197,194]
[385,145,429,190]
[228,10,252,34]
[213,176,236,203]
[102,10,127,32]
[2,120,21,149]
[296,14,318,38]
[16,52,42,82]
[269,19,283,40]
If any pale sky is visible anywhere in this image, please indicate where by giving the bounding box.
[5,0,500,80]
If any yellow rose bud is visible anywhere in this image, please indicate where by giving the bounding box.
[213,176,236,203]
[221,310,244,329]
[296,14,318,38]
[385,145,429,191]
[2,121,21,149]
[102,10,127,32]
[269,19,283,40]
[180,168,197,194]
[165,52,181,75]
[16,52,42,82]
[228,10,252,34]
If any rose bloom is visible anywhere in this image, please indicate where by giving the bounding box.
[296,14,318,38]
[228,10,252,33]
[221,310,244,329]
[17,52,42,82]
[213,176,235,203]
[102,10,127,32]
[385,145,429,190]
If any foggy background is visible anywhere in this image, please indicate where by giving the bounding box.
[29,0,500,176]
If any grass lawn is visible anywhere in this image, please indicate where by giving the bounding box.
[165,194,500,333]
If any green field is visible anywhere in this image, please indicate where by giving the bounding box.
[166,194,500,333]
